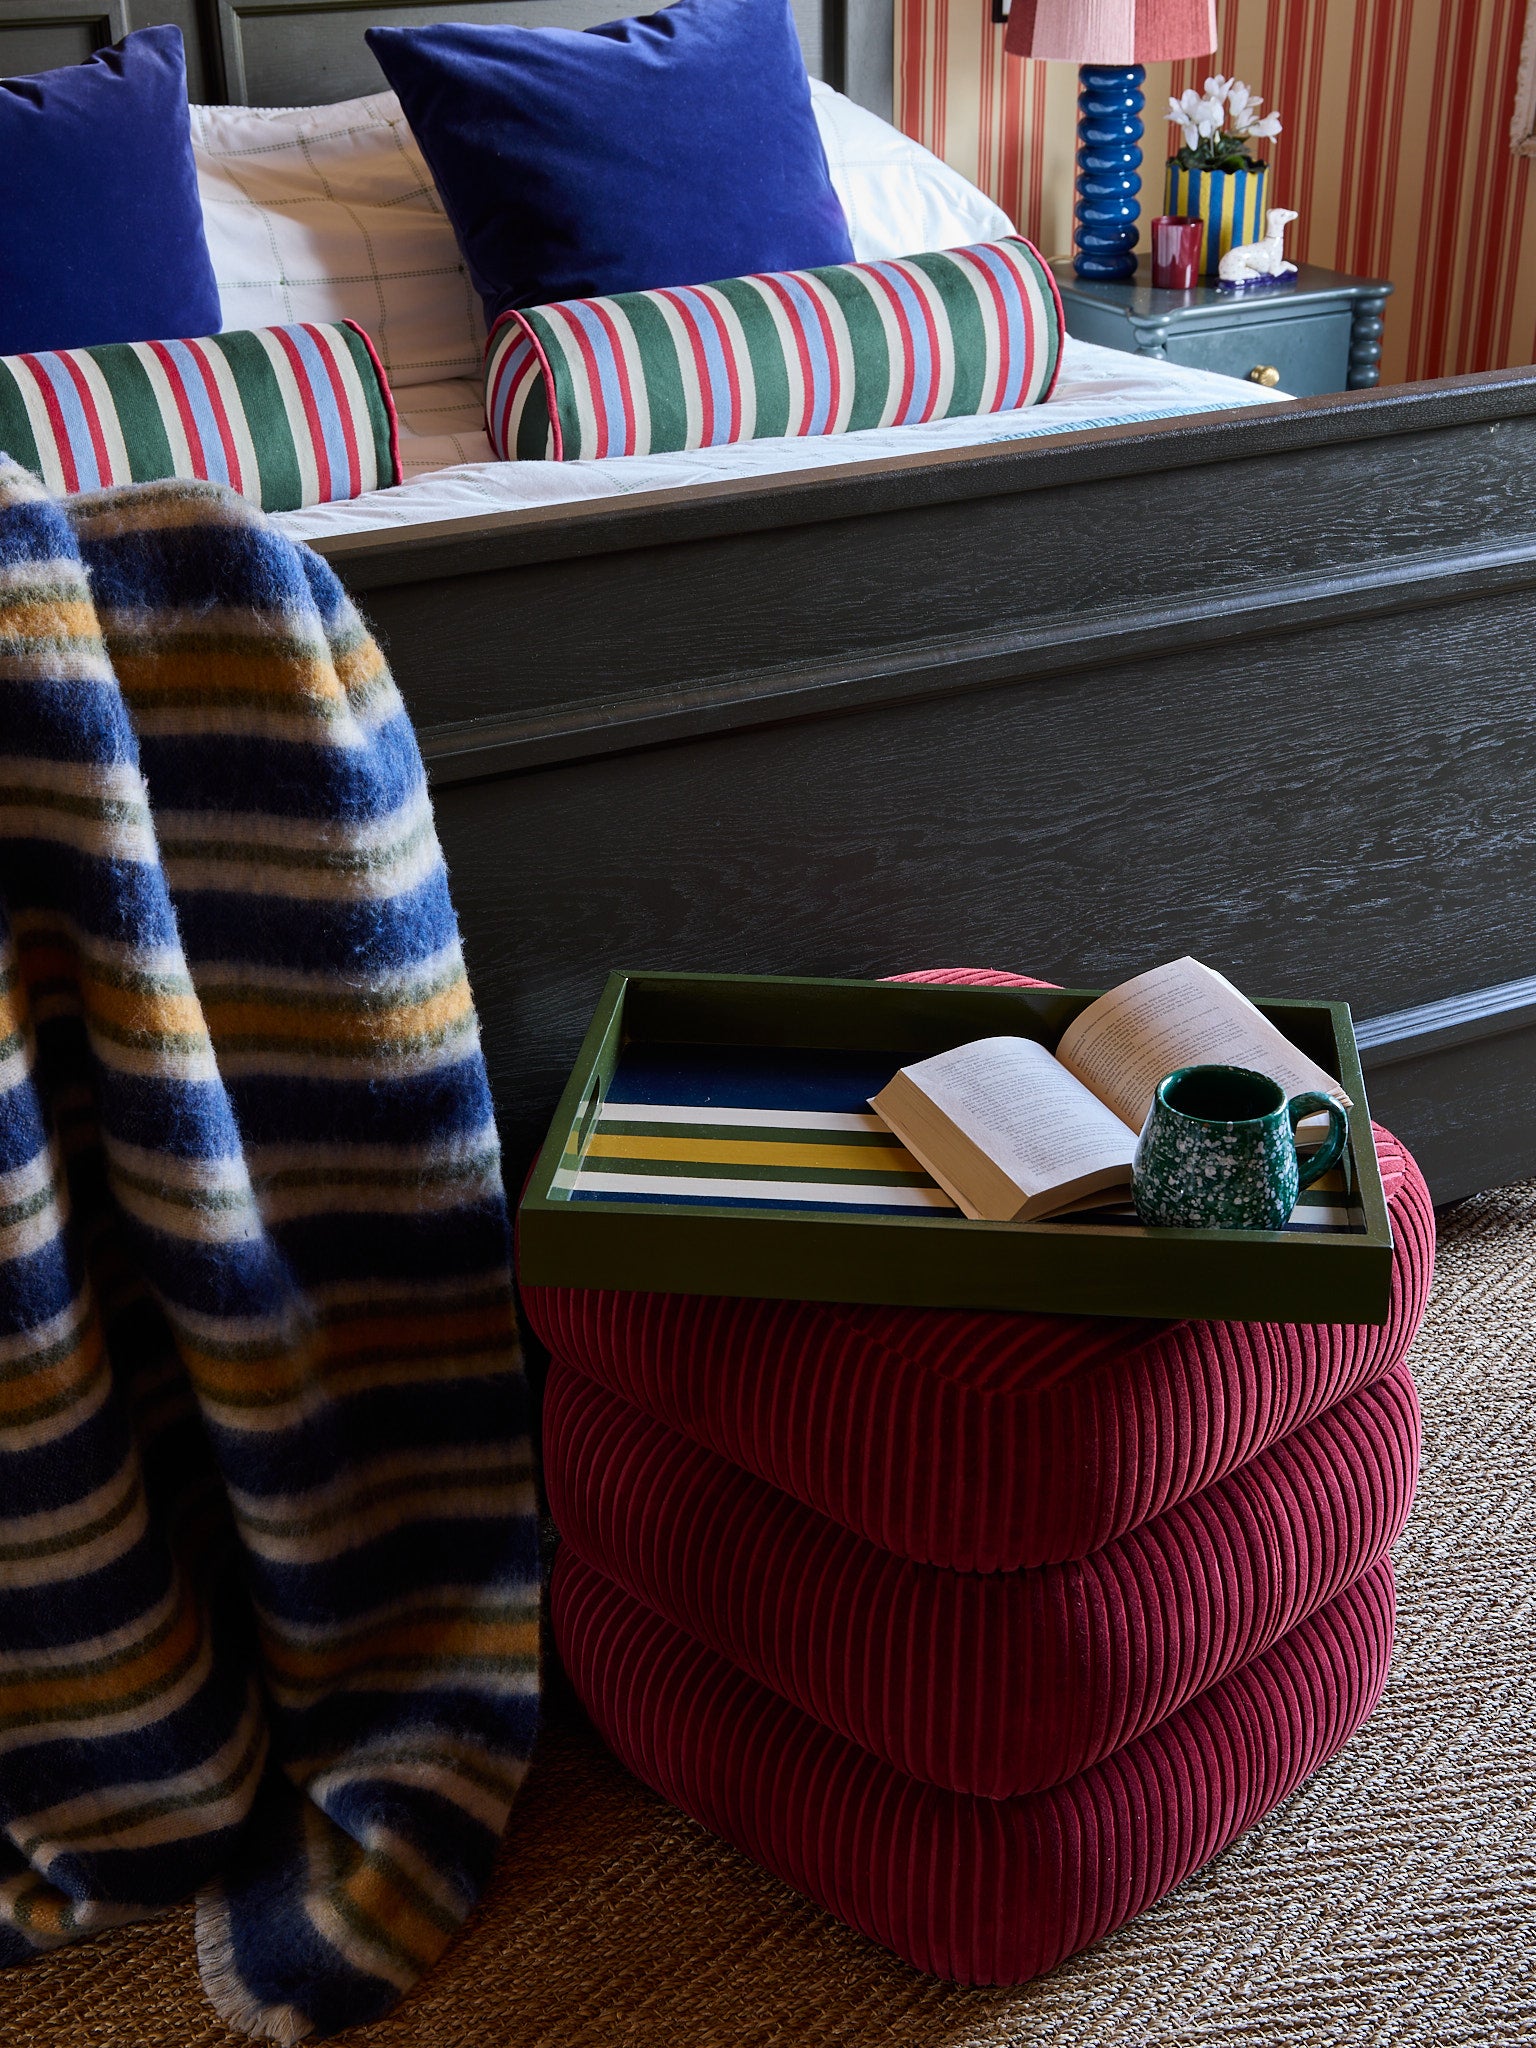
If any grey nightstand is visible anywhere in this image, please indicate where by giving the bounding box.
[1050,259,1393,397]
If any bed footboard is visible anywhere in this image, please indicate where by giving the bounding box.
[316,368,1536,1204]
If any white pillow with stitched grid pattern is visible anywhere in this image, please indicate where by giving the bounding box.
[190,86,1016,393]
[190,93,483,390]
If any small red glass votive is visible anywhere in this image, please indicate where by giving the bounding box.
[1151,216,1203,290]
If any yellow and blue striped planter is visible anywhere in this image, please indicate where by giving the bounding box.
[1164,162,1268,279]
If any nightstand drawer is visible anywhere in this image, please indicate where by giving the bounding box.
[1163,308,1353,397]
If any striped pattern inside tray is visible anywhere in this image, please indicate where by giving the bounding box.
[557,1047,1365,1232]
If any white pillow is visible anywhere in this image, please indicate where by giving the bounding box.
[809,80,1017,261]
[189,84,1016,394]
[189,93,482,389]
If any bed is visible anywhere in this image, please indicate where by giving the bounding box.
[6,0,1536,1204]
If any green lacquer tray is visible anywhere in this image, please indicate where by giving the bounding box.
[517,972,1395,1324]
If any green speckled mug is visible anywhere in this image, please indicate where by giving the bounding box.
[1132,1064,1349,1231]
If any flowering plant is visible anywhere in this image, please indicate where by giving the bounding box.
[1167,76,1282,171]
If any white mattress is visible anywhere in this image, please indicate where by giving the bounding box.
[274,338,1291,543]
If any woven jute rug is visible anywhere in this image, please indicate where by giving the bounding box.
[6,1183,1536,2047]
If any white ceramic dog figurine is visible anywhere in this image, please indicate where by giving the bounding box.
[1218,209,1299,284]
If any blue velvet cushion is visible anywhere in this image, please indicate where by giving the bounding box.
[0,27,221,358]
[366,0,855,328]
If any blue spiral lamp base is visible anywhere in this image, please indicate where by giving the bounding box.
[1073,63,1145,281]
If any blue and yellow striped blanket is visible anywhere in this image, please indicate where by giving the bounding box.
[0,458,538,2038]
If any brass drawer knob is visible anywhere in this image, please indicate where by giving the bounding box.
[1247,364,1282,386]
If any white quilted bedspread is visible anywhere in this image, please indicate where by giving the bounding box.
[275,338,1292,543]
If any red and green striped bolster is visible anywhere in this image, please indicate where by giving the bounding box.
[0,322,401,510]
[484,237,1064,463]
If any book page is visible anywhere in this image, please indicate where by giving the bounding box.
[1054,957,1350,1134]
[893,1036,1137,1196]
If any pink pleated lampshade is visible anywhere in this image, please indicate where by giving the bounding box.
[1004,0,1218,63]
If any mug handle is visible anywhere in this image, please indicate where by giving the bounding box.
[1287,1091,1349,1191]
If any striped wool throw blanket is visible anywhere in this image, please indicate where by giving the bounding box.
[0,458,538,2039]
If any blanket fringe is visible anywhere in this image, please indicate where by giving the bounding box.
[196,1889,314,2046]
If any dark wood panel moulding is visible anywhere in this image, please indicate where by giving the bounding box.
[0,0,889,102]
[1356,974,1536,1068]
[0,0,128,22]
[1,0,891,114]
[201,0,882,110]
[0,0,129,40]
[842,0,893,116]
[314,367,1536,589]
[210,0,470,102]
[407,539,1536,785]
[1341,1036,1536,1204]
[1354,1000,1536,1205]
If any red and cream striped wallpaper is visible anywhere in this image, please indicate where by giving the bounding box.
[896,0,1536,382]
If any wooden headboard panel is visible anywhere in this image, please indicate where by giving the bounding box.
[0,0,894,115]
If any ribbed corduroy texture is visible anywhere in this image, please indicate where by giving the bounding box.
[521,1128,1433,1572]
[552,1551,1396,1986]
[545,1357,1419,1798]
[537,965,1422,1983]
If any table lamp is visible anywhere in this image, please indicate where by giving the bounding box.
[1004,1,1218,280]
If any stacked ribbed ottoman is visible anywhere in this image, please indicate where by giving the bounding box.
[522,970,1434,1983]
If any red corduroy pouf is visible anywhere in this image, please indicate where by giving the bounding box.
[551,1549,1396,1985]
[545,1355,1419,1797]
[532,968,1430,1983]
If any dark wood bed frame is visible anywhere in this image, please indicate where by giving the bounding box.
[7,0,1536,1204]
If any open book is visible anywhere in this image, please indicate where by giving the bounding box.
[870,956,1350,1223]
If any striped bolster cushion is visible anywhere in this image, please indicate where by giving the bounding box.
[484,237,1064,462]
[0,321,400,510]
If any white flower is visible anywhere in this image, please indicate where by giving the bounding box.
[1224,79,1281,143]
[1171,88,1212,149]
[1168,88,1203,151]
[1170,75,1283,153]
[1193,94,1226,137]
